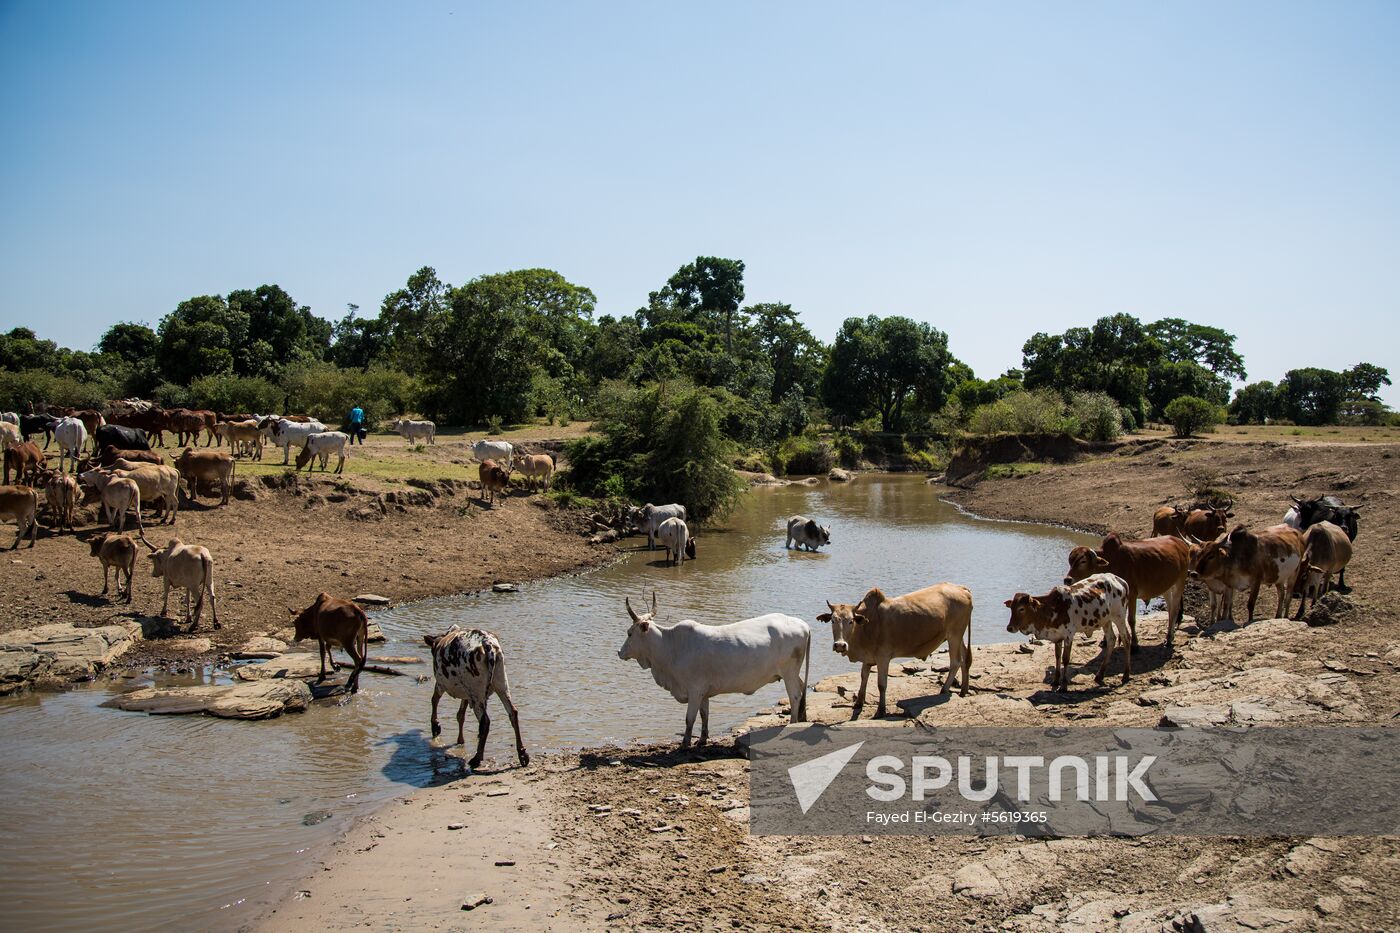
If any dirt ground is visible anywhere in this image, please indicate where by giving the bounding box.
[0,431,611,670]
[250,436,1400,932]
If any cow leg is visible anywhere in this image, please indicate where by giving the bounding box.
[854,663,872,709]
[429,685,443,738]
[1246,583,1261,622]
[469,704,490,769]
[317,639,328,681]
[346,638,365,694]
[101,565,111,596]
[160,579,171,618]
[336,453,344,475]
[493,683,529,766]
[875,662,890,717]
[185,587,195,631]
[781,669,806,723]
[1096,625,1114,685]
[1060,638,1075,691]
[1165,583,1184,648]
[1275,581,1290,619]
[682,698,699,748]
[123,567,133,602]
[1126,589,1140,651]
[455,699,468,747]
[698,697,710,746]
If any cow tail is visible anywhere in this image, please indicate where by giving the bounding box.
[799,627,811,721]
[964,604,973,692]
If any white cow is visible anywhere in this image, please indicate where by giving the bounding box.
[471,439,514,472]
[617,594,811,748]
[656,516,696,566]
[295,431,350,474]
[258,416,328,465]
[635,503,686,551]
[392,419,436,445]
[53,416,87,474]
[785,515,831,551]
[145,537,219,631]
[1,412,18,427]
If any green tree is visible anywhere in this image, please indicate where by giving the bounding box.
[1278,368,1348,425]
[641,257,746,353]
[380,266,451,376]
[821,315,952,431]
[329,304,391,371]
[1145,318,1246,379]
[1146,359,1229,416]
[1229,381,1283,424]
[1344,363,1392,402]
[1164,395,1221,437]
[156,295,247,384]
[226,284,329,377]
[748,302,825,403]
[97,322,158,362]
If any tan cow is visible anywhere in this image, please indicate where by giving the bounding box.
[516,453,555,492]
[173,448,235,506]
[221,420,264,459]
[0,485,38,549]
[44,472,80,531]
[816,583,973,717]
[1190,523,1304,622]
[1293,521,1352,618]
[3,440,45,486]
[89,531,138,602]
[100,476,143,533]
[1065,533,1190,649]
[111,464,181,524]
[144,537,219,631]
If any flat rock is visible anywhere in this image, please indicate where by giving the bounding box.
[229,636,288,660]
[0,623,138,694]
[366,621,386,643]
[102,679,311,719]
[164,637,214,654]
[916,692,1039,727]
[353,593,392,607]
[234,654,325,681]
[1140,666,1367,725]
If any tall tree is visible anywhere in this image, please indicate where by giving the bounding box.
[821,315,952,431]
[1344,363,1392,402]
[98,322,158,362]
[640,257,746,353]
[156,295,247,384]
[1278,368,1348,425]
[226,284,328,378]
[748,302,826,403]
[379,266,451,376]
[1146,318,1247,380]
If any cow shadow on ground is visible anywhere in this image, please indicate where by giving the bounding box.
[575,741,747,772]
[61,589,111,608]
[378,728,494,788]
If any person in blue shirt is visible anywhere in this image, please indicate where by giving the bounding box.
[347,403,366,444]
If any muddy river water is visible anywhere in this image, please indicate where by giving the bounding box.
[0,474,1093,932]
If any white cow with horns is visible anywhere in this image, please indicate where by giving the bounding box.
[258,416,328,465]
[471,439,514,472]
[617,594,811,748]
[392,419,436,445]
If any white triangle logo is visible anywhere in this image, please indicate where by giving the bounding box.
[788,741,865,814]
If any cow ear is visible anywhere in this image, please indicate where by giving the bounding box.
[816,613,832,622]
[852,613,868,625]
[1094,555,1110,569]
[1225,511,1235,518]
[422,635,435,648]
[287,607,296,617]
[1003,599,1014,608]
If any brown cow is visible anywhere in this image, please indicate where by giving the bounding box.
[97,445,164,468]
[1065,533,1190,649]
[173,448,235,506]
[166,410,208,447]
[44,472,80,531]
[1190,524,1304,622]
[1152,504,1234,540]
[70,409,105,450]
[89,531,138,601]
[3,441,45,486]
[816,583,973,716]
[1294,521,1352,619]
[0,485,39,549]
[109,407,170,446]
[288,593,368,693]
[479,459,510,506]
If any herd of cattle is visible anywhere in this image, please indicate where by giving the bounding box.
[431,489,1363,762]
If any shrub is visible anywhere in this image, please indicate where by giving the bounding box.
[967,390,1074,436]
[1164,395,1222,437]
[775,434,834,476]
[187,374,282,414]
[906,440,949,472]
[833,432,863,468]
[280,362,421,426]
[0,369,119,412]
[1068,391,1123,442]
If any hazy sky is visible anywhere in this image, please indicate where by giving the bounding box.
[2,2,1397,401]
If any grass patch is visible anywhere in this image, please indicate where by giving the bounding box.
[985,462,1043,479]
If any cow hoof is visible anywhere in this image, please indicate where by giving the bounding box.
[468,756,484,769]
[430,723,441,738]
[518,751,530,767]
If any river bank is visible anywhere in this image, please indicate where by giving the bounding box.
[257,437,1400,931]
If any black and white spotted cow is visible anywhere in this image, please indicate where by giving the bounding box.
[1004,572,1132,692]
[423,626,529,769]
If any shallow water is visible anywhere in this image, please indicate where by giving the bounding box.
[0,474,1094,932]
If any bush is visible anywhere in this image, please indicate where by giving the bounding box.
[833,432,863,468]
[774,434,834,476]
[187,374,282,414]
[280,362,421,426]
[1068,391,1123,442]
[1164,395,1222,437]
[967,390,1074,436]
[906,439,950,472]
[0,369,119,412]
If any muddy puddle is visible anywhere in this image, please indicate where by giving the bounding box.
[0,474,1094,932]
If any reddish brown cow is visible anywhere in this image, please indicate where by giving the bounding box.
[288,593,369,693]
[479,458,510,506]
[3,441,45,486]
[1152,504,1234,540]
[109,407,170,446]
[165,410,208,447]
[173,448,235,506]
[1065,533,1190,649]
[1190,524,1304,622]
[96,445,164,468]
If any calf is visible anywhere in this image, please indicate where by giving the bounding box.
[1294,521,1352,618]
[173,448,235,506]
[293,431,349,474]
[1005,573,1132,691]
[145,537,219,631]
[3,441,44,486]
[392,418,436,445]
[111,464,180,524]
[1190,523,1304,622]
[100,476,143,533]
[0,485,38,549]
[221,420,264,459]
[424,626,530,768]
[620,594,810,747]
[656,516,696,566]
[817,583,973,716]
[479,459,510,506]
[44,472,80,531]
[88,532,137,601]
[516,453,555,492]
[288,593,368,693]
[786,515,831,551]
[1065,533,1190,649]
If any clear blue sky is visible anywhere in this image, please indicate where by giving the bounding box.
[2,1,1397,401]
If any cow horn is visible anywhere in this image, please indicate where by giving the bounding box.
[650,591,657,616]
[138,530,156,551]
[826,600,836,612]
[625,597,641,624]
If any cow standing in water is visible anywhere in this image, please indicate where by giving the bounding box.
[289,593,369,693]
[785,515,831,551]
[424,626,529,769]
